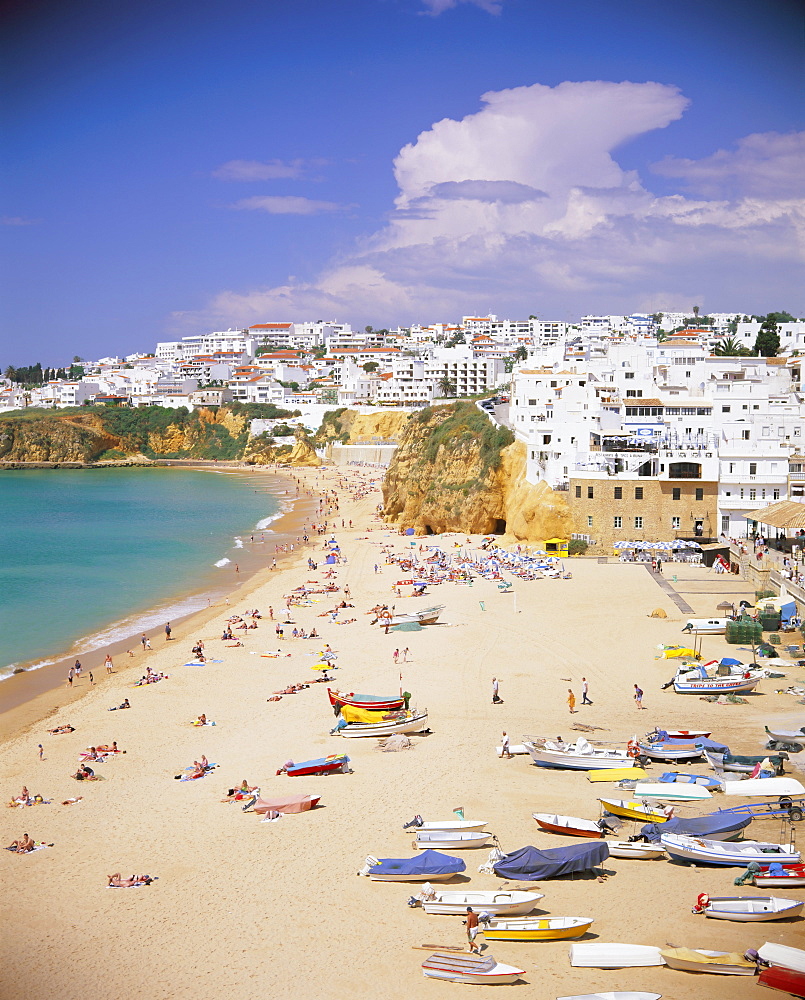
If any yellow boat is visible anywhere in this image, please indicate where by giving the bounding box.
[482,916,593,941]
[587,767,647,783]
[598,797,667,823]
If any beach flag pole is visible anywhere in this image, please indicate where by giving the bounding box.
[453,806,464,819]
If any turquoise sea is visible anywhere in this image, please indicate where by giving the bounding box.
[0,467,285,679]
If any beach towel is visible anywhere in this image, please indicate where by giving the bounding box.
[108,877,158,888]
[178,763,218,781]
[5,842,53,853]
[190,721,216,726]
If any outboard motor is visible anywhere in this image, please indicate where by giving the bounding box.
[402,814,424,830]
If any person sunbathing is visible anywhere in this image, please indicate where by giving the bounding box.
[95,742,120,753]
[109,699,130,711]
[48,725,75,734]
[185,761,206,780]
[74,765,95,780]
[238,779,258,793]
[61,796,83,805]
[108,873,153,887]
[7,833,35,853]
[196,715,207,726]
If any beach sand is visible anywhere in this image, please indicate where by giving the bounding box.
[1,465,803,1000]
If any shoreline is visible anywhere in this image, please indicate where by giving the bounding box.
[0,467,323,737]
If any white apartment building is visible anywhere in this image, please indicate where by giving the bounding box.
[733,321,805,355]
[424,350,504,396]
[30,381,101,408]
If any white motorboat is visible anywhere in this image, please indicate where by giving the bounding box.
[557,994,662,1000]
[722,776,805,796]
[569,943,665,968]
[758,941,805,973]
[388,604,445,627]
[407,818,488,833]
[421,889,543,915]
[524,737,632,771]
[700,896,803,921]
[337,711,429,738]
[659,948,755,975]
[682,618,728,634]
[672,663,762,695]
[633,781,712,801]
[753,863,805,887]
[660,834,800,866]
[421,952,524,985]
[664,729,711,740]
[606,841,666,860]
[637,741,703,762]
[414,830,492,849]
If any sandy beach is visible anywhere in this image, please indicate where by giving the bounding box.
[1,464,803,1000]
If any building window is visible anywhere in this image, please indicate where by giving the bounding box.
[671,516,681,529]
[614,487,622,499]
[695,488,703,501]
[672,488,681,501]
[624,371,634,379]
[721,515,730,533]
[750,488,756,500]
[742,429,750,440]
[634,516,643,529]
[773,489,780,500]
[634,487,643,500]
[749,462,757,475]
[587,516,593,528]
[722,405,731,413]
[740,488,745,499]
[575,485,581,498]
[587,487,594,499]
[614,516,622,529]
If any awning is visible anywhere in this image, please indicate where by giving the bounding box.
[743,500,805,530]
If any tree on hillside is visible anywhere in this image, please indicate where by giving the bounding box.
[755,318,781,357]
[692,305,700,318]
[363,361,379,373]
[714,337,752,357]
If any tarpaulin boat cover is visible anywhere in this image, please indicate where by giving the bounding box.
[287,755,348,772]
[694,737,730,754]
[370,849,465,877]
[253,794,318,814]
[640,811,752,843]
[340,705,397,724]
[492,842,609,880]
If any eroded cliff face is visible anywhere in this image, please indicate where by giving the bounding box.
[0,415,120,463]
[315,408,411,445]
[244,427,321,467]
[382,405,570,541]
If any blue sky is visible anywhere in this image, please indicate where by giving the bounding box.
[1,0,803,365]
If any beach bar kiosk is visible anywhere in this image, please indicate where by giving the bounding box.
[544,538,569,558]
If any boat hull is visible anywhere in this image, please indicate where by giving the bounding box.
[633,781,712,801]
[661,949,755,974]
[703,897,804,921]
[607,841,666,860]
[338,712,428,738]
[754,864,805,888]
[422,891,543,915]
[758,965,805,998]
[526,747,632,770]
[569,943,665,968]
[414,832,492,849]
[638,742,703,762]
[284,755,349,777]
[482,917,593,941]
[533,815,602,838]
[674,676,760,694]
[599,798,667,823]
[661,835,800,866]
[327,688,404,712]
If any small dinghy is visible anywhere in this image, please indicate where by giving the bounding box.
[533,813,604,838]
[414,830,492,849]
[753,863,805,888]
[633,780,712,801]
[404,816,488,833]
[482,916,593,941]
[660,834,800,866]
[279,754,349,777]
[764,724,805,749]
[335,711,429,738]
[723,776,804,796]
[524,737,632,770]
[598,798,667,823]
[655,771,722,790]
[757,965,805,998]
[419,889,543,915]
[569,943,665,968]
[758,941,805,974]
[637,741,702,762]
[587,767,647,783]
[606,841,666,860]
[659,947,755,975]
[698,895,803,921]
[421,951,524,985]
[665,729,711,740]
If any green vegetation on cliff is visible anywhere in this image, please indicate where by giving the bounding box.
[416,402,513,476]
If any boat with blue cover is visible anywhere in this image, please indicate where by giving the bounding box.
[640,811,753,843]
[492,842,609,880]
[358,848,465,881]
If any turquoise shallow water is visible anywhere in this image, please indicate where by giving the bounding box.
[0,468,284,678]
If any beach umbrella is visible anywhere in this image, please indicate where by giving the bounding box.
[311,663,334,671]
[613,541,630,549]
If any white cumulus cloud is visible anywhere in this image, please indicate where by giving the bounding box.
[179,80,805,331]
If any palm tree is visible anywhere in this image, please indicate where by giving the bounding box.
[713,336,751,357]
[438,375,456,397]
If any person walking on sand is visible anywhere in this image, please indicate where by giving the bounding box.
[634,683,645,709]
[141,634,147,650]
[492,677,501,704]
[581,677,592,705]
[105,654,113,674]
[464,907,481,954]
[88,672,94,686]
[165,622,172,641]
[402,647,409,662]
[567,688,577,714]
[67,668,74,687]
[393,649,400,664]
[38,744,44,760]
[499,732,512,759]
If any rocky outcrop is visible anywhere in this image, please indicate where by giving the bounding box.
[315,408,411,445]
[382,403,571,541]
[244,427,321,467]
[0,415,119,463]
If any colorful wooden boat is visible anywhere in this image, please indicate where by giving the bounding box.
[705,749,787,774]
[660,948,755,975]
[660,834,800,866]
[754,863,805,888]
[637,741,703,762]
[665,728,711,740]
[532,813,604,838]
[327,688,404,712]
[700,896,803,921]
[673,665,761,695]
[279,754,349,777]
[757,964,805,998]
[421,952,524,985]
[598,798,667,823]
[251,793,321,814]
[557,993,662,1000]
[336,711,429,738]
[569,943,665,968]
[482,916,593,941]
[421,890,542,915]
[404,817,488,833]
[654,771,722,790]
